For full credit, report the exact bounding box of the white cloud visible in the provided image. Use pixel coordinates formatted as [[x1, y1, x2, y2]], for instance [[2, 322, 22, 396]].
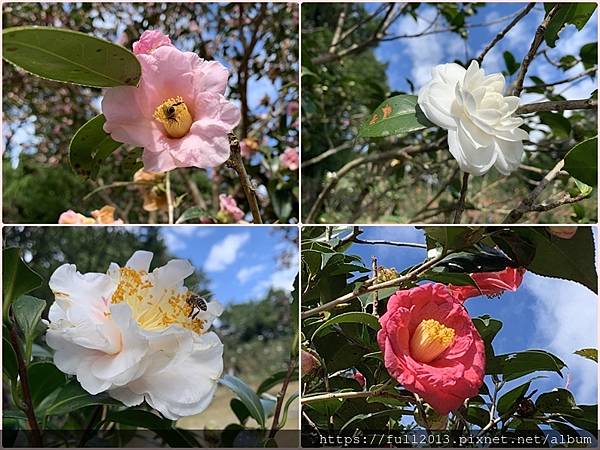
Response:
[[237, 264, 266, 284], [162, 228, 214, 253], [526, 274, 598, 404], [204, 233, 251, 272]]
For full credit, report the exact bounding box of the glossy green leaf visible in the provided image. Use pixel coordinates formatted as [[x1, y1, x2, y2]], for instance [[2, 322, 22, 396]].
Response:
[[175, 207, 205, 224], [3, 248, 43, 319], [230, 398, 251, 424], [28, 362, 66, 409], [536, 388, 579, 415], [3, 26, 141, 87], [472, 315, 503, 345], [580, 42, 598, 69], [544, 4, 597, 48], [279, 391, 299, 429], [488, 349, 566, 381], [538, 111, 571, 138], [12, 295, 46, 358], [574, 348, 598, 363], [464, 406, 490, 427], [503, 51, 520, 75], [564, 136, 597, 186], [220, 374, 266, 428], [421, 226, 484, 252], [69, 114, 121, 178], [419, 269, 476, 287], [45, 380, 121, 416], [497, 380, 531, 415], [311, 312, 380, 340], [358, 94, 434, 138], [257, 369, 294, 395]]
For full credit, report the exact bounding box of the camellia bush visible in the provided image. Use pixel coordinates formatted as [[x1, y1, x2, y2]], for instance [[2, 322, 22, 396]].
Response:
[[2, 231, 299, 447], [3, 3, 298, 224], [302, 3, 597, 224], [300, 226, 597, 447]]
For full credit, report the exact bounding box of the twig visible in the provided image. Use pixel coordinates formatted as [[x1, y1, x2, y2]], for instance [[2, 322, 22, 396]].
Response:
[[226, 133, 263, 223], [8, 310, 42, 447], [301, 252, 447, 319], [371, 257, 379, 319], [353, 238, 427, 249], [180, 169, 207, 210], [503, 158, 566, 223], [82, 181, 152, 201], [475, 3, 536, 64], [78, 405, 104, 447], [511, 4, 562, 97], [302, 389, 413, 404], [453, 172, 470, 224], [165, 171, 174, 225], [268, 360, 297, 438], [524, 66, 597, 89], [411, 167, 459, 221], [528, 192, 591, 212], [301, 142, 354, 168], [516, 98, 598, 114]]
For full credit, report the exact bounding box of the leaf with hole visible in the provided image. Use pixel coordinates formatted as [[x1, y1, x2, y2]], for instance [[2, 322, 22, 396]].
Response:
[[3, 26, 141, 87], [359, 95, 434, 138], [69, 114, 121, 178]]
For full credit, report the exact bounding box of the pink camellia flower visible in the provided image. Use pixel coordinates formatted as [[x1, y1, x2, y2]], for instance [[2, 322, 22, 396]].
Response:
[[102, 31, 240, 172], [547, 227, 577, 240], [450, 267, 525, 302], [58, 210, 95, 225], [280, 147, 299, 171], [352, 370, 366, 389], [286, 101, 299, 116], [132, 30, 173, 55], [377, 283, 485, 415], [301, 350, 320, 377], [218, 194, 245, 222], [240, 137, 259, 159]]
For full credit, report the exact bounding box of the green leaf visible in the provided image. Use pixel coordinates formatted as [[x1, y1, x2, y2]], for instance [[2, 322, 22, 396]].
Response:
[[230, 398, 251, 424], [69, 114, 121, 178], [106, 409, 199, 447], [257, 369, 298, 395], [421, 226, 484, 252], [564, 136, 597, 186], [175, 207, 205, 224], [521, 227, 597, 293], [464, 406, 490, 427], [536, 388, 579, 415], [488, 349, 566, 381], [279, 391, 299, 429], [45, 380, 121, 416], [472, 315, 503, 345], [311, 312, 380, 341], [503, 51, 520, 76], [220, 374, 266, 428], [358, 94, 434, 138], [3, 337, 18, 382], [27, 361, 66, 409], [2, 26, 141, 87], [3, 248, 43, 319], [580, 42, 597, 69], [559, 55, 578, 70], [419, 269, 476, 287], [574, 348, 598, 363], [270, 187, 293, 221], [538, 111, 571, 138], [12, 295, 46, 360], [544, 4, 597, 48], [497, 381, 531, 415]]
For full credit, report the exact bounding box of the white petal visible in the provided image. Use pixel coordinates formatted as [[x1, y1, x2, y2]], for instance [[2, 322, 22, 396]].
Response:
[[109, 386, 145, 407], [418, 83, 456, 129], [455, 123, 496, 176], [494, 139, 524, 175], [126, 251, 154, 272], [49, 264, 116, 312]]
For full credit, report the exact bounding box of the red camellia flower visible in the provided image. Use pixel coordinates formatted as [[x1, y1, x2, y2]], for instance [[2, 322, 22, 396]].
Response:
[[377, 283, 485, 415], [450, 267, 525, 302]]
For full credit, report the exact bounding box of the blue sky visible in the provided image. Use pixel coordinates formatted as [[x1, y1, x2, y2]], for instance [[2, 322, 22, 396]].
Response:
[[345, 226, 598, 405], [371, 3, 597, 104], [159, 226, 297, 305]]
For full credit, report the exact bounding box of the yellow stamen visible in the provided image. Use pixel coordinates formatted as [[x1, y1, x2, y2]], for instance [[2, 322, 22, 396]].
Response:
[[153, 96, 193, 138], [410, 319, 455, 363], [111, 267, 204, 334]]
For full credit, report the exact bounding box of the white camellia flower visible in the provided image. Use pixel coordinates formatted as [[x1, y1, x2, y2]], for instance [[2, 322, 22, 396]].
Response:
[[45, 250, 224, 420], [418, 60, 529, 176]]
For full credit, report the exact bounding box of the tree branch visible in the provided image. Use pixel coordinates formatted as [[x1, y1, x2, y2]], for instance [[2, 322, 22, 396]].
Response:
[[8, 310, 42, 447], [268, 359, 296, 439], [511, 4, 562, 97], [353, 238, 427, 249], [475, 3, 536, 64], [453, 172, 470, 224], [524, 66, 597, 89], [226, 133, 263, 223], [301, 252, 447, 319], [301, 142, 354, 168], [516, 98, 597, 114]]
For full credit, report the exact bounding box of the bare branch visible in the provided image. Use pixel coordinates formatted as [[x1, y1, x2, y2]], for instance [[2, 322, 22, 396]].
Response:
[[353, 238, 427, 249], [475, 3, 536, 64], [453, 172, 470, 224], [301, 142, 354, 168], [516, 98, 597, 114], [523, 66, 597, 89], [511, 4, 562, 97]]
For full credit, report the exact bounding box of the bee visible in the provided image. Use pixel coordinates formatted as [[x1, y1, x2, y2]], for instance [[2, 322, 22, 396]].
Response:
[[165, 102, 184, 122], [186, 293, 209, 320]]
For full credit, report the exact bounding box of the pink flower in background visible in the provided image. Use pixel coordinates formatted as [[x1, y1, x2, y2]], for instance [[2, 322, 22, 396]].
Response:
[[301, 350, 320, 376], [286, 101, 299, 116], [240, 137, 259, 159], [132, 30, 173, 55], [58, 210, 95, 225], [91, 206, 125, 225], [280, 147, 299, 171], [548, 227, 577, 239], [103, 31, 240, 172], [450, 267, 525, 302], [218, 194, 245, 222], [377, 283, 485, 415]]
